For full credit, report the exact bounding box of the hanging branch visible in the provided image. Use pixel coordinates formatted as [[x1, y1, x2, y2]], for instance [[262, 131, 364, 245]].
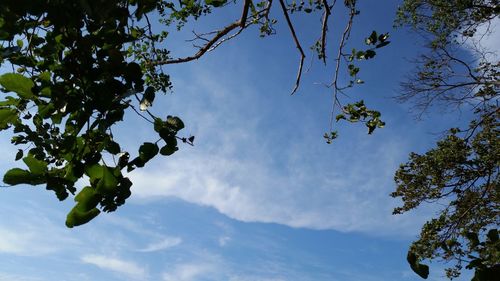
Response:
[[328, 3, 356, 132], [320, 0, 334, 64], [278, 0, 305, 95]]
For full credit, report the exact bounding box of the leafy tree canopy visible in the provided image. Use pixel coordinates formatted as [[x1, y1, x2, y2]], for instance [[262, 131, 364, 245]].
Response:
[[392, 0, 499, 280], [0, 1, 498, 280], [0, 0, 388, 228]]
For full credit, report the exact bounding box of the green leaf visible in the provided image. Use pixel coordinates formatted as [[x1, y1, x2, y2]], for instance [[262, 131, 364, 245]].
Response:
[[205, 0, 227, 7], [95, 166, 118, 195], [23, 154, 48, 174], [139, 142, 159, 162], [65, 207, 100, 228], [376, 41, 390, 48], [407, 251, 429, 279], [466, 232, 480, 247], [486, 229, 498, 243], [140, 86, 155, 111], [38, 72, 51, 82], [153, 117, 163, 132], [105, 141, 121, 154], [365, 50, 376, 59], [85, 164, 103, 184], [166, 116, 184, 131], [38, 103, 55, 118], [65, 186, 101, 228], [0, 73, 34, 99], [160, 144, 178, 156], [0, 108, 18, 130], [15, 149, 23, 161], [367, 124, 376, 134], [3, 168, 45, 185], [124, 62, 142, 84]]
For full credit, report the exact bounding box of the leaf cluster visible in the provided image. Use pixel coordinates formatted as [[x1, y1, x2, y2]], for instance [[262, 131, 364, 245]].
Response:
[[392, 109, 500, 279], [0, 0, 200, 227]]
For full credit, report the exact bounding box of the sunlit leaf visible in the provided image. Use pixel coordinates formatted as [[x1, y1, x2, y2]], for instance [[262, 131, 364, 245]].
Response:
[[0, 73, 34, 99]]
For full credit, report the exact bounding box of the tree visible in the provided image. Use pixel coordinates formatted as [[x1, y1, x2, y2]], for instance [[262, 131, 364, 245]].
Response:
[[0, 0, 388, 227], [391, 0, 499, 280], [1, 1, 496, 279]]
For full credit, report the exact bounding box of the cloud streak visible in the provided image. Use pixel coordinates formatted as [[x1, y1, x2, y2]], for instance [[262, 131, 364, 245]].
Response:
[[138, 237, 182, 252], [126, 66, 432, 237], [0, 201, 78, 256], [81, 254, 147, 280], [162, 262, 215, 281]]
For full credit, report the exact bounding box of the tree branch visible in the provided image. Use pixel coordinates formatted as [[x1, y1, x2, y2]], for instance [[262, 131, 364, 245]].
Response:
[[278, 0, 305, 95], [328, 4, 356, 131], [240, 0, 251, 28], [151, 0, 252, 66], [320, 0, 334, 64]]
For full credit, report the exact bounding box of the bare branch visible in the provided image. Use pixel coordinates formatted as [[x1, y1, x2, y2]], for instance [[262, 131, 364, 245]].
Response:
[[320, 0, 335, 64], [278, 0, 305, 95], [152, 21, 241, 65], [240, 0, 251, 28], [151, 0, 252, 66], [207, 28, 245, 52], [328, 4, 356, 131]]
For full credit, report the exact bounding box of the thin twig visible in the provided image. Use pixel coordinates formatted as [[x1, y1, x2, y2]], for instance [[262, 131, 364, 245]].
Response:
[[328, 3, 356, 132], [129, 104, 154, 124]]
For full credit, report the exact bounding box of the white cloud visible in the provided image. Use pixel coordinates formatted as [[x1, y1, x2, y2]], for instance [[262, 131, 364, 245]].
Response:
[[229, 276, 286, 281], [162, 263, 215, 281], [138, 237, 182, 252], [463, 17, 499, 60], [0, 202, 78, 256], [125, 65, 433, 237], [81, 254, 147, 280], [129, 135, 427, 236], [218, 236, 231, 247], [0, 272, 43, 281]]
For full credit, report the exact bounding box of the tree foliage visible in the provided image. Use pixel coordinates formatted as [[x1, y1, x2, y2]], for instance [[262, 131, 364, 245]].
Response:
[[393, 109, 499, 280], [0, 0, 389, 227], [2, 1, 497, 279], [392, 0, 499, 279]]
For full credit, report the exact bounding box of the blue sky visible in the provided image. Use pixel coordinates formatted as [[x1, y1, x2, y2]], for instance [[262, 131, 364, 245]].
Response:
[[1, 1, 498, 281]]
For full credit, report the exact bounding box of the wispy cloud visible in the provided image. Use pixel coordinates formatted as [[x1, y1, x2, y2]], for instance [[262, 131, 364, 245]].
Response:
[[123, 64, 435, 237], [138, 237, 182, 252], [0, 272, 43, 281], [81, 254, 147, 280], [465, 17, 499, 58], [218, 236, 231, 247], [162, 262, 215, 281], [229, 276, 286, 281], [129, 124, 429, 236], [0, 202, 78, 256]]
